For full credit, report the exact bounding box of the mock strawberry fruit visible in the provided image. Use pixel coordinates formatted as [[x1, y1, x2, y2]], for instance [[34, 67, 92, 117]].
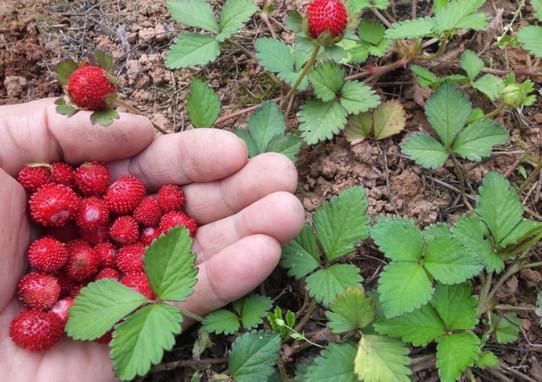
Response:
[[110, 216, 139, 245], [67, 65, 116, 111], [51, 297, 74, 324], [307, 0, 348, 39], [65, 240, 100, 281], [9, 311, 64, 352], [105, 175, 146, 214], [133, 196, 162, 227], [17, 273, 61, 311], [95, 241, 117, 268], [140, 226, 160, 246], [116, 243, 145, 273], [74, 161, 110, 196], [157, 185, 185, 212], [95, 267, 120, 280], [29, 183, 80, 227], [79, 225, 109, 245], [120, 272, 154, 299], [17, 165, 51, 193], [76, 197, 110, 230], [51, 162, 74, 186], [159, 211, 198, 237], [27, 237, 69, 272]]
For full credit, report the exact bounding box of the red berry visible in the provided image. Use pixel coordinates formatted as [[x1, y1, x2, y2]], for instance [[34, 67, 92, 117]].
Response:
[[110, 216, 139, 245], [65, 240, 100, 281], [120, 272, 154, 299], [95, 241, 117, 268], [74, 161, 110, 196], [95, 267, 120, 280], [27, 237, 69, 272], [51, 297, 74, 324], [67, 65, 116, 111], [157, 185, 185, 213], [9, 311, 64, 352], [79, 225, 110, 245], [51, 162, 74, 186], [69, 284, 84, 298], [159, 211, 198, 237], [133, 196, 162, 227], [45, 222, 79, 243], [105, 175, 146, 214], [141, 226, 160, 246], [96, 330, 112, 345], [17, 273, 61, 311], [17, 165, 51, 192], [56, 272, 75, 297], [116, 243, 145, 273], [76, 197, 110, 230], [29, 184, 80, 227], [307, 0, 348, 39]]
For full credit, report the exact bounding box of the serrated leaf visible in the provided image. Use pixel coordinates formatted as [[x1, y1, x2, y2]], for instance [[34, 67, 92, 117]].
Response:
[[93, 50, 113, 72], [285, 10, 303, 32], [55, 98, 78, 116], [217, 0, 258, 41], [385, 17, 434, 39], [354, 335, 411, 382], [187, 78, 221, 128], [518, 25, 542, 58], [371, 216, 424, 262], [255, 38, 294, 75], [309, 62, 345, 102], [344, 111, 372, 144], [90, 109, 119, 127], [433, 0, 487, 33], [165, 33, 221, 68], [56, 60, 78, 85], [452, 118, 508, 161], [144, 227, 198, 301], [168, 0, 219, 33], [533, 0, 542, 21], [266, 134, 302, 162], [359, 20, 385, 45], [202, 309, 240, 334], [66, 280, 148, 340], [326, 288, 375, 333], [423, 223, 452, 241], [477, 351, 500, 369], [373, 101, 406, 140], [378, 262, 433, 318], [302, 342, 357, 382], [401, 132, 449, 169], [436, 332, 481, 382], [411, 65, 440, 87], [493, 313, 521, 344], [306, 264, 363, 306], [460, 50, 484, 80], [233, 294, 273, 329], [473, 74, 504, 101], [246, 101, 286, 153], [500, 219, 542, 248], [299, 100, 348, 145], [432, 283, 478, 330], [314, 186, 369, 261], [228, 331, 281, 382], [425, 82, 472, 147], [281, 225, 321, 279], [340, 81, 381, 115]]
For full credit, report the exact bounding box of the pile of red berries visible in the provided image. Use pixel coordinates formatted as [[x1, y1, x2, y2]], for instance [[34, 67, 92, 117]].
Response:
[[9, 161, 197, 352]]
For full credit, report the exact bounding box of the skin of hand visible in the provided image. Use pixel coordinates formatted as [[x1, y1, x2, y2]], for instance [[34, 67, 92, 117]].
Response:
[[0, 98, 305, 382]]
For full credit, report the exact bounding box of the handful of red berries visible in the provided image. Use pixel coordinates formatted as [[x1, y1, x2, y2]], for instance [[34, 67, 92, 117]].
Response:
[[10, 161, 197, 352]]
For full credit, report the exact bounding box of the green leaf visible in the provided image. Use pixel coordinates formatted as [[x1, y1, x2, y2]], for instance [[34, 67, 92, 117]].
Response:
[[424, 236, 482, 284], [233, 294, 273, 329], [385, 17, 434, 39], [303, 342, 358, 382], [359, 20, 385, 45], [374, 304, 446, 346], [500, 219, 542, 248], [55, 98, 78, 116], [299, 100, 348, 145], [326, 288, 375, 333], [93, 50, 113, 72], [473, 74, 504, 101], [373, 101, 406, 140], [460, 50, 484, 80], [354, 335, 411, 382], [228, 331, 281, 382], [423, 223, 452, 241], [217, 0, 258, 41], [432, 283, 478, 331], [411, 65, 440, 87], [187, 79, 221, 128], [477, 351, 500, 369], [436, 332, 481, 382], [371, 216, 424, 262], [314, 186, 369, 261], [255, 38, 294, 75], [425, 82, 472, 147], [339, 81, 381, 115], [533, 0, 542, 21], [344, 112, 373, 144], [518, 25, 542, 58], [165, 33, 221, 68], [144, 227, 198, 301], [66, 280, 148, 340], [202, 309, 241, 334], [246, 102, 286, 153], [266, 134, 302, 162], [285, 11, 303, 32], [452, 118, 508, 161], [281, 225, 320, 279], [433, 0, 487, 33], [493, 313, 521, 344], [56, 59, 78, 85], [306, 264, 362, 306], [167, 0, 219, 33], [401, 132, 449, 169], [309, 62, 345, 102], [90, 109, 120, 127], [378, 262, 433, 318]]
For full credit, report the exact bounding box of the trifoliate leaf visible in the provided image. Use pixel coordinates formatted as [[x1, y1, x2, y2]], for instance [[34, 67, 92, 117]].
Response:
[[314, 186, 369, 261], [281, 225, 321, 279], [187, 78, 221, 128], [217, 0, 258, 41], [66, 280, 148, 340], [493, 313, 521, 344], [167, 0, 219, 33], [371, 216, 424, 262], [202, 309, 241, 334], [166, 33, 221, 68], [228, 331, 281, 382], [302, 342, 357, 382], [233, 294, 273, 330], [460, 50, 484, 80], [401, 132, 449, 169], [378, 262, 433, 318], [518, 26, 542, 58], [436, 332, 481, 382], [425, 82, 472, 147], [373, 101, 406, 140], [266, 134, 302, 162], [354, 335, 411, 382], [306, 264, 363, 306], [432, 283, 478, 330], [309, 62, 345, 102], [477, 351, 500, 369], [299, 100, 348, 145], [344, 112, 373, 144], [326, 288, 375, 333], [339, 81, 381, 115], [56, 59, 78, 85], [452, 118, 508, 161], [90, 109, 120, 127], [111, 304, 182, 381], [411, 65, 440, 87], [385, 17, 434, 39], [473, 74, 504, 101], [433, 0, 487, 33]]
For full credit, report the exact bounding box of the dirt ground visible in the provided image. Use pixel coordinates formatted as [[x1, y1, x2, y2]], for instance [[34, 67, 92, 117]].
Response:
[[1, 0, 542, 381]]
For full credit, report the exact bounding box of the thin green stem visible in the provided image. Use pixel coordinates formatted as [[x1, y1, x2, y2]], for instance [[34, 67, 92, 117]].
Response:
[[177, 308, 205, 322], [523, 260, 542, 269], [518, 158, 542, 193], [495, 304, 535, 312], [281, 44, 321, 108], [485, 104, 506, 119], [449, 152, 473, 210]]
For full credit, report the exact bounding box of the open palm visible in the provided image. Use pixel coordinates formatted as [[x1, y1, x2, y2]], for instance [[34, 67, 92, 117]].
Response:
[[0, 99, 304, 382]]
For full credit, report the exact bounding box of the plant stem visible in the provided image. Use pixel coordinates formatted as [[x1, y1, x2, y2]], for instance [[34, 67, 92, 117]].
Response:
[[482, 263, 522, 313], [523, 261, 542, 269], [494, 304, 535, 312], [177, 307, 205, 322], [116, 99, 168, 134], [449, 152, 473, 210], [518, 159, 542, 194], [485, 104, 506, 119], [466, 369, 477, 382], [281, 44, 321, 108], [215, 97, 281, 126], [260, 0, 278, 39]]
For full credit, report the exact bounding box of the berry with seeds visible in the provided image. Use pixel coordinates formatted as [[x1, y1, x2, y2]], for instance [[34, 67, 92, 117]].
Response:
[[29, 183, 80, 227], [110, 216, 139, 245], [51, 162, 74, 186], [141, 226, 160, 246], [307, 0, 348, 39], [17, 165, 51, 193], [65, 240, 100, 281], [79, 225, 110, 245], [157, 185, 185, 213], [159, 211, 198, 237], [74, 161, 110, 196], [116, 243, 145, 273], [120, 272, 154, 299], [17, 273, 61, 311], [133, 196, 162, 227], [9, 311, 64, 352], [75, 197, 110, 230], [67, 65, 116, 111], [94, 241, 117, 268], [105, 175, 146, 214], [95, 267, 120, 280], [27, 237, 69, 273]]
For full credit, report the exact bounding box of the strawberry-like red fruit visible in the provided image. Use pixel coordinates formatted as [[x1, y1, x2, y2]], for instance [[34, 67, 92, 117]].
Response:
[[116, 243, 145, 273], [79, 225, 109, 245], [17, 165, 51, 193], [51, 297, 74, 324], [120, 272, 154, 299], [28, 237, 69, 272], [307, 0, 348, 39], [157, 184, 185, 213], [74, 161, 110, 196], [133, 196, 162, 227], [159, 211, 198, 237], [29, 183, 80, 227], [105, 175, 146, 214], [9, 311, 64, 352], [51, 162, 74, 186], [76, 197, 110, 230], [65, 240, 100, 281], [67, 65, 116, 111], [94, 241, 117, 268], [17, 273, 61, 311], [110, 216, 139, 245], [95, 267, 120, 280], [140, 226, 160, 246]]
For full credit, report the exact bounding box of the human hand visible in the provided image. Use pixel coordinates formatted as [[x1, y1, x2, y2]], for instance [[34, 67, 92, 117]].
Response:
[[0, 98, 304, 382]]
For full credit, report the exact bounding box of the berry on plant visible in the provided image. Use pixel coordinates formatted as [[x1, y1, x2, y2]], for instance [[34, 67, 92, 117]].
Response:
[[133, 196, 162, 227], [67, 65, 116, 111], [159, 211, 198, 237], [110, 216, 139, 245], [65, 240, 100, 281], [116, 243, 145, 273], [120, 272, 154, 299], [76, 197, 110, 230], [307, 0, 348, 39], [17, 165, 51, 193], [157, 185, 185, 213], [29, 183, 80, 227], [9, 311, 64, 352], [17, 273, 61, 311], [105, 175, 146, 214], [74, 161, 110, 196], [27, 237, 69, 273]]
